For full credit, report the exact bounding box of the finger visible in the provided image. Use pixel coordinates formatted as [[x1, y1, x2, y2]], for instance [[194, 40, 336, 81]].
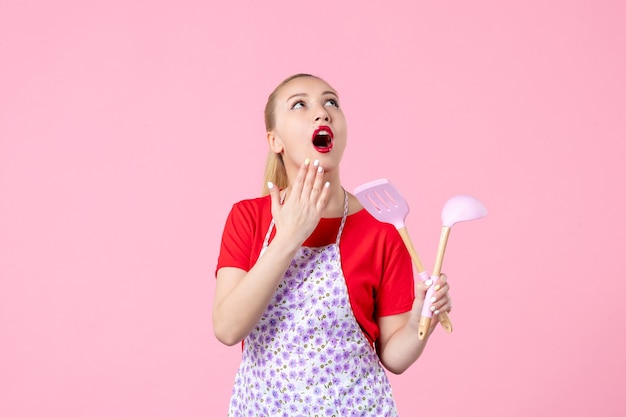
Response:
[[428, 284, 450, 312], [290, 159, 310, 198], [414, 275, 429, 297], [436, 297, 452, 314], [315, 181, 331, 211], [309, 163, 326, 203], [300, 159, 318, 200], [430, 299, 448, 315], [267, 181, 281, 217], [431, 273, 449, 295], [434, 273, 450, 307], [433, 281, 449, 296], [431, 292, 452, 314], [437, 273, 448, 286]]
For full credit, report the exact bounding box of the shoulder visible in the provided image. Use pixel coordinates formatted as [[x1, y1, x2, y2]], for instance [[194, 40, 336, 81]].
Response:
[[221, 195, 272, 237], [340, 209, 408, 264], [231, 194, 271, 210], [228, 195, 271, 219], [217, 195, 272, 273], [345, 209, 403, 242]]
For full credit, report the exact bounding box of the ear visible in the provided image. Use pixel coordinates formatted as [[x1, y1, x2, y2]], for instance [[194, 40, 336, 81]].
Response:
[[267, 131, 284, 154]]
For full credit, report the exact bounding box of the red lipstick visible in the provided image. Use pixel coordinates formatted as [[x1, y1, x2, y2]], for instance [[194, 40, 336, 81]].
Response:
[[312, 126, 334, 153]]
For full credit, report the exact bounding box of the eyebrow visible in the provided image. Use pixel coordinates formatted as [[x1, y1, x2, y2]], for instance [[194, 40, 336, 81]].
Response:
[[286, 91, 338, 102]]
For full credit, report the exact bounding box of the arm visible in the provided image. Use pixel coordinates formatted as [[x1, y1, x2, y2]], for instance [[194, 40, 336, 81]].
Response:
[[213, 160, 330, 345], [376, 275, 451, 374], [213, 240, 303, 346]]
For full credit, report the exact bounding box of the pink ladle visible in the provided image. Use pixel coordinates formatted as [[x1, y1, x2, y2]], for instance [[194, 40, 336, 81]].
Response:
[[418, 194, 488, 339]]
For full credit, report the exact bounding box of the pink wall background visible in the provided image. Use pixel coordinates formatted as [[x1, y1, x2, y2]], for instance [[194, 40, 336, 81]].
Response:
[[2, 1, 625, 416]]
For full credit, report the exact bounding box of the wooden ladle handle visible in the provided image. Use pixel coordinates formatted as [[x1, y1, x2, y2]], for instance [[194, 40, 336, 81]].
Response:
[[398, 227, 453, 336]]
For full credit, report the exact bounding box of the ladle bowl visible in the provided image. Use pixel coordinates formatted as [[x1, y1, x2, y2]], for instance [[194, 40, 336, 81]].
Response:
[[442, 194, 488, 227]]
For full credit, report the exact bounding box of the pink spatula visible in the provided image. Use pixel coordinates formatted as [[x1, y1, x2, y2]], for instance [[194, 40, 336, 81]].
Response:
[[354, 179, 453, 334]]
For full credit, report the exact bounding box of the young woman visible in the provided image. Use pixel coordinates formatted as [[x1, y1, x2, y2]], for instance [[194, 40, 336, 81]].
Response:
[[213, 74, 451, 416]]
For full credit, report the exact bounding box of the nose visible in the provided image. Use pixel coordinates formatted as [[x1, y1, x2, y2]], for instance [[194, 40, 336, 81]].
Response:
[[314, 104, 330, 122]]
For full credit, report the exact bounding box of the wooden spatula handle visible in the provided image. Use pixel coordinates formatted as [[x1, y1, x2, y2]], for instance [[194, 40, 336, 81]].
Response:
[[397, 227, 426, 272], [418, 316, 432, 339], [398, 227, 453, 335]]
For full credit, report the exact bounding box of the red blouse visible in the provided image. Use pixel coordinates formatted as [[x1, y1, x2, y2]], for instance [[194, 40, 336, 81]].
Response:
[[215, 195, 415, 345]]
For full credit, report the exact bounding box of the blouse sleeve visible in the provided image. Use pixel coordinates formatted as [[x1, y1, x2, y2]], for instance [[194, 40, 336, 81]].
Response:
[[215, 202, 255, 276], [374, 229, 415, 317]]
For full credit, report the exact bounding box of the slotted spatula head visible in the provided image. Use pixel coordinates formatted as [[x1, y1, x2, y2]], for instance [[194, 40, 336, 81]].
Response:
[[354, 178, 409, 230]]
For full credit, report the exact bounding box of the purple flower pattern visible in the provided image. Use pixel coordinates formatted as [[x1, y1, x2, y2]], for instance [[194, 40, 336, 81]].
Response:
[[228, 243, 397, 416]]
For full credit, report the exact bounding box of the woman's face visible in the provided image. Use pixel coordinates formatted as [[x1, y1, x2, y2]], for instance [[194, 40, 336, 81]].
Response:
[[268, 76, 347, 175]]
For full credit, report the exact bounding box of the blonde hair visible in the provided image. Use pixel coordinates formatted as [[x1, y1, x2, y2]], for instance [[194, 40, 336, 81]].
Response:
[[261, 73, 323, 195]]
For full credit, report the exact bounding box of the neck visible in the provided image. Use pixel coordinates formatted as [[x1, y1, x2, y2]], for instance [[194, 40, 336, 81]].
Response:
[[320, 183, 346, 218], [282, 179, 345, 219]]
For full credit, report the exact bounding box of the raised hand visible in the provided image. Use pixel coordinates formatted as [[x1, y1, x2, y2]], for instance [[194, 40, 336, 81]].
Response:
[[267, 159, 331, 248]]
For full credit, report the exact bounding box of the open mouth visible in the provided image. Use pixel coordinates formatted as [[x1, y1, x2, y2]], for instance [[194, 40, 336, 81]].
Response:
[[312, 126, 334, 153]]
